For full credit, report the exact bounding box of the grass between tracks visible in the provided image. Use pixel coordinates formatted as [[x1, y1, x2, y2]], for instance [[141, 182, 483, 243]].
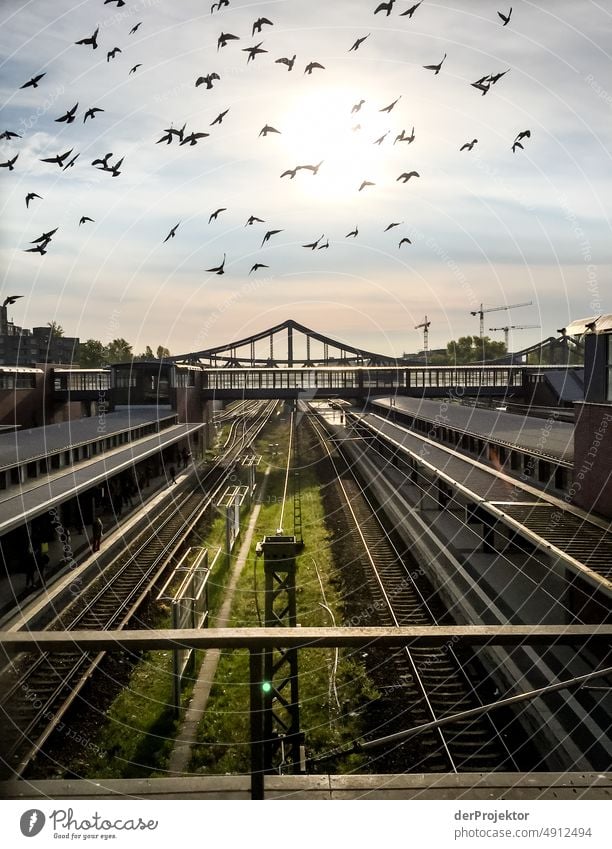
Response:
[[188, 414, 375, 775], [74, 408, 374, 778]]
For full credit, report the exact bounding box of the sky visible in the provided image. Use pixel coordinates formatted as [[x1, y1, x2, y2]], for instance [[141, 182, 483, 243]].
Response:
[[0, 0, 610, 360]]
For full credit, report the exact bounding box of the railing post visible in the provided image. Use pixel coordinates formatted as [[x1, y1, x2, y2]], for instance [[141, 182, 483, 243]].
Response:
[[249, 649, 265, 800]]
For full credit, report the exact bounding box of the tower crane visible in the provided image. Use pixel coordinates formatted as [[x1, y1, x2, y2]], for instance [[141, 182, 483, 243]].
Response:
[[488, 324, 541, 349], [471, 301, 532, 338], [415, 315, 431, 356]]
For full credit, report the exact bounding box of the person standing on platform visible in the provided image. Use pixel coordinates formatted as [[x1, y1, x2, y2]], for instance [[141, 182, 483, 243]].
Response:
[[92, 517, 103, 552], [169, 465, 177, 485]]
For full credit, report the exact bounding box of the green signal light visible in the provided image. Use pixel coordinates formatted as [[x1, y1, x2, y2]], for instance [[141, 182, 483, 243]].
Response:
[[262, 681, 272, 694]]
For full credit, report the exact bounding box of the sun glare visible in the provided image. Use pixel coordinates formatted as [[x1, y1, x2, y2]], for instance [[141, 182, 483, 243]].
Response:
[[279, 87, 399, 199]]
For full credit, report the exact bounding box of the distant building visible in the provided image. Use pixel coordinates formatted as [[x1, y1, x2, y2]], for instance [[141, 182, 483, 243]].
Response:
[[0, 306, 79, 365]]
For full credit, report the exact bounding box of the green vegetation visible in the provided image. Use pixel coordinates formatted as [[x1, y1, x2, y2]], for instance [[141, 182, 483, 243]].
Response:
[[77, 337, 172, 366], [73, 411, 375, 778], [189, 415, 375, 775], [427, 335, 507, 364]]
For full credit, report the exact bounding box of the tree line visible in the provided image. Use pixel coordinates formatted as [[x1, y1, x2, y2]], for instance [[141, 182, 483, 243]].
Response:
[[46, 322, 171, 367]]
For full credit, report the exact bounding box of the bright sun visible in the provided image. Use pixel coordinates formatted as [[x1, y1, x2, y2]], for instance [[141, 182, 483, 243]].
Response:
[[279, 86, 402, 199]]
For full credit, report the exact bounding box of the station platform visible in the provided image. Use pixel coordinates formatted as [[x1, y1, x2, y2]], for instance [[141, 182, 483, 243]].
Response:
[[371, 397, 574, 462], [348, 409, 612, 594], [1, 772, 609, 800], [0, 420, 204, 537]]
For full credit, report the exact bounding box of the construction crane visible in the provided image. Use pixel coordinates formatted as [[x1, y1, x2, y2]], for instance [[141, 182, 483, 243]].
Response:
[[470, 301, 532, 338], [489, 324, 541, 349], [415, 315, 431, 356]]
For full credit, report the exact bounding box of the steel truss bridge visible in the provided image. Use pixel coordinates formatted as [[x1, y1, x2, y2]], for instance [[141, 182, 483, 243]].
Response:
[[167, 319, 582, 401]]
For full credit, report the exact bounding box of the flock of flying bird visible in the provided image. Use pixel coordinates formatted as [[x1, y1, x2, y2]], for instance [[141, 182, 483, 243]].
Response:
[[2, 0, 532, 279]]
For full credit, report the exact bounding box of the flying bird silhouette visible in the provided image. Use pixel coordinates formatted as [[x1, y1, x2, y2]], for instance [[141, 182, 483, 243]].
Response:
[[384, 222, 402, 231], [83, 107, 104, 122], [129, 64, 142, 74], [109, 156, 124, 176], [79, 216, 94, 225], [349, 35, 370, 51], [299, 160, 323, 175], [261, 229, 282, 247], [351, 99, 365, 114], [105, 0, 126, 6], [0, 154, 19, 171], [345, 225, 359, 238], [304, 61, 325, 74], [423, 53, 446, 74], [63, 152, 80, 170], [489, 69, 510, 84], [259, 124, 281, 137], [275, 55, 296, 71], [25, 192, 42, 208], [158, 123, 186, 144], [245, 215, 265, 226], [196, 73, 220, 89], [75, 27, 99, 49], [218, 32, 239, 49], [498, 7, 512, 26], [460, 139, 478, 151], [107, 47, 121, 61], [358, 180, 375, 191], [280, 167, 298, 179], [394, 127, 415, 144], [180, 131, 210, 146], [40, 149, 73, 167], [92, 152, 113, 169], [209, 207, 227, 223], [31, 228, 58, 243], [129, 22, 142, 34], [55, 103, 78, 123], [397, 171, 420, 182], [400, 1, 422, 17], [20, 72, 46, 89], [211, 109, 229, 125], [380, 96, 401, 113], [243, 43, 267, 63], [471, 75, 491, 95], [0, 130, 22, 140], [512, 129, 531, 152], [373, 131, 389, 146], [249, 262, 269, 273], [374, 0, 396, 16], [303, 234, 324, 250], [318, 238, 329, 249], [211, 0, 230, 12], [398, 237, 412, 248], [164, 222, 180, 242], [24, 243, 48, 255], [206, 254, 226, 274], [2, 295, 24, 308], [252, 17, 273, 35]]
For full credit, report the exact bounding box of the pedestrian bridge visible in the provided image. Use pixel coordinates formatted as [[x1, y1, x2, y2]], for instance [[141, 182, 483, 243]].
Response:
[[199, 364, 540, 400]]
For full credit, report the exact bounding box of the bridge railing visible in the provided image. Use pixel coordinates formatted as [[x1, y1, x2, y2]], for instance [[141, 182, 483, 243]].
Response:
[[200, 365, 535, 393]]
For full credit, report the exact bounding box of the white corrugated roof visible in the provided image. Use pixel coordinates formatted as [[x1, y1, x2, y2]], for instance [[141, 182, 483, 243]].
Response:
[[564, 314, 612, 336]]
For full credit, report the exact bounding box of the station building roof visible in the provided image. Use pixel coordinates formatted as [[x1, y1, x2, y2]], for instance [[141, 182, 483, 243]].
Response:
[[371, 397, 574, 462], [0, 420, 203, 536], [0, 407, 176, 471]]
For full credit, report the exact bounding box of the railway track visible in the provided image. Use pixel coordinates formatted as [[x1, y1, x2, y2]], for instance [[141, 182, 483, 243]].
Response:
[[308, 409, 519, 773], [0, 401, 276, 779], [322, 406, 612, 771]]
